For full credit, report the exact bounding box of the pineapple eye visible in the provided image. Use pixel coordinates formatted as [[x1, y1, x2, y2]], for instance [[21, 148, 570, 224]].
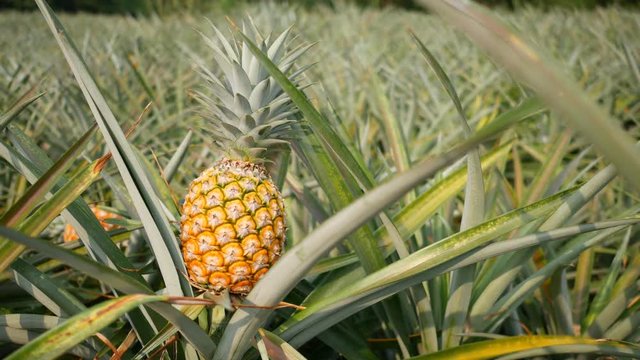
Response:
[[202, 251, 225, 269], [222, 243, 244, 264], [274, 217, 285, 237], [214, 224, 236, 246], [182, 239, 201, 260], [268, 199, 281, 217], [256, 184, 271, 202], [239, 177, 256, 191], [206, 207, 227, 228], [252, 249, 269, 265], [223, 182, 243, 200], [191, 214, 208, 234], [187, 261, 208, 280], [254, 208, 272, 228], [225, 200, 246, 221], [228, 261, 251, 276], [242, 192, 262, 212], [234, 215, 257, 238], [201, 178, 215, 192], [205, 188, 224, 207], [230, 282, 252, 295], [196, 231, 217, 251], [186, 182, 202, 202], [191, 196, 206, 214], [259, 226, 275, 247], [241, 234, 261, 256], [217, 173, 234, 186], [208, 272, 231, 292]]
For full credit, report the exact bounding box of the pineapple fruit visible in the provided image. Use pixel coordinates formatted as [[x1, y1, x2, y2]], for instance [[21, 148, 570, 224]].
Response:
[[63, 205, 121, 242], [180, 22, 307, 295]]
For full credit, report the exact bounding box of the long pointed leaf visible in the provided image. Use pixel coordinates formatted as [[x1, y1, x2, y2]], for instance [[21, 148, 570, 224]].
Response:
[[407, 335, 640, 360], [0, 86, 45, 132], [6, 294, 168, 360], [0, 226, 216, 358], [35, 0, 190, 296], [279, 217, 639, 347]]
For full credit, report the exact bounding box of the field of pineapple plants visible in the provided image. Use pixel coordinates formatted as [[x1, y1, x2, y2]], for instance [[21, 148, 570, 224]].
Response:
[[1, 0, 639, 359]]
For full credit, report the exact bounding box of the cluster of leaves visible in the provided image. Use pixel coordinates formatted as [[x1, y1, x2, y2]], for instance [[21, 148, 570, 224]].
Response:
[[0, 0, 639, 359]]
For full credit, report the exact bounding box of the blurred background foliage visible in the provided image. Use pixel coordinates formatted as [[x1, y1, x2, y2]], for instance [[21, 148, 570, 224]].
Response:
[[1, 0, 638, 15]]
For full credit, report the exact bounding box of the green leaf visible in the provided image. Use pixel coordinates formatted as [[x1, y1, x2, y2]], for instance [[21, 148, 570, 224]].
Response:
[[0, 328, 95, 358], [35, 0, 190, 297], [470, 162, 619, 328], [483, 223, 634, 333], [586, 278, 640, 338], [280, 217, 639, 349], [0, 133, 144, 283], [0, 133, 159, 343], [0, 85, 45, 132], [6, 294, 168, 360], [132, 303, 206, 360], [0, 314, 64, 331], [164, 129, 193, 182], [11, 258, 85, 317], [406, 335, 640, 360], [278, 189, 577, 347], [412, 32, 486, 348], [583, 227, 632, 331], [0, 124, 96, 227], [0, 226, 216, 358], [0, 156, 105, 273], [257, 328, 307, 360]]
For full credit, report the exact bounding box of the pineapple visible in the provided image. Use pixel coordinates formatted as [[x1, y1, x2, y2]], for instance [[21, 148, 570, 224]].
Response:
[[180, 22, 307, 295], [63, 205, 121, 242]]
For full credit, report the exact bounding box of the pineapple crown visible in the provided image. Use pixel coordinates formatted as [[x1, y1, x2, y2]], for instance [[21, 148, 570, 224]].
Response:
[[193, 19, 311, 164]]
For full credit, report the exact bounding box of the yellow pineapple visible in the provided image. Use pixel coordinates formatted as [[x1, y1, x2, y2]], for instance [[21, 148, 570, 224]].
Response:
[[180, 22, 307, 295], [63, 205, 121, 242]]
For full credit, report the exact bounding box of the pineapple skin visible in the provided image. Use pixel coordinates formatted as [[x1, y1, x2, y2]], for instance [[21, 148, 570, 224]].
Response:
[[180, 158, 285, 295]]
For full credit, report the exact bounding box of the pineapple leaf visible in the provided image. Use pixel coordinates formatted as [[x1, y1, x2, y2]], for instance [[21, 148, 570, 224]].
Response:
[[483, 218, 637, 333], [0, 226, 217, 358], [586, 271, 640, 338], [582, 227, 630, 330], [0, 328, 94, 358], [163, 129, 193, 182], [0, 314, 64, 330], [278, 216, 639, 348], [470, 161, 619, 327], [405, 335, 640, 359], [0, 85, 45, 132], [257, 328, 307, 360], [35, 0, 191, 297], [0, 154, 105, 273], [11, 258, 85, 317], [0, 124, 96, 229], [5, 294, 168, 360]]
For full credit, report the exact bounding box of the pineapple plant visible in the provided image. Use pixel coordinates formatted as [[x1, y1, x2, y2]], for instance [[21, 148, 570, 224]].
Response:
[[180, 22, 306, 295]]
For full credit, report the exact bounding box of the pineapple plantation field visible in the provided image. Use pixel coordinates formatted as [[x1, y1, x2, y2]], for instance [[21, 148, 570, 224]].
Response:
[[1, 1, 640, 359]]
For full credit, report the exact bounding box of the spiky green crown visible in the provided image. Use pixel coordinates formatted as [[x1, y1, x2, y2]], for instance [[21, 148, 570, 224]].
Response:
[[194, 20, 310, 164]]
